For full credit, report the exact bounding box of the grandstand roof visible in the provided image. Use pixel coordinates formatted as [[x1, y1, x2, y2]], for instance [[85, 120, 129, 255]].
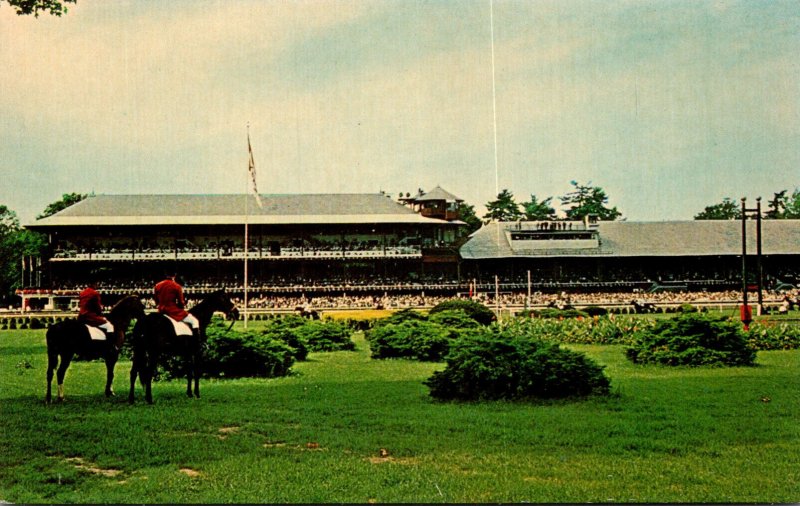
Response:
[[460, 220, 800, 259], [27, 194, 458, 227]]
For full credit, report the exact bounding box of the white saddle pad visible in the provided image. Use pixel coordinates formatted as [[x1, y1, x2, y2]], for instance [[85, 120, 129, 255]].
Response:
[[164, 315, 193, 336], [86, 325, 107, 341]]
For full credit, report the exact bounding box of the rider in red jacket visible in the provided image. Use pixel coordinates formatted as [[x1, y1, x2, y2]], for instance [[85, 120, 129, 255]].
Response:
[[154, 271, 199, 335], [78, 281, 114, 331]]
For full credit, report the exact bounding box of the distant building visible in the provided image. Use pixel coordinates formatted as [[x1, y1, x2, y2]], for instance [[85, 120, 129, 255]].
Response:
[[459, 218, 800, 291], [23, 192, 464, 309]]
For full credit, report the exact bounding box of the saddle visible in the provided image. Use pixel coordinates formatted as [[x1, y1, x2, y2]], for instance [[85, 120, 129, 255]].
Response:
[[162, 314, 194, 336], [86, 325, 108, 341]]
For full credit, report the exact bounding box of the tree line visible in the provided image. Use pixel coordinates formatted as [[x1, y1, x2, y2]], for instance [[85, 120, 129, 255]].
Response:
[[456, 180, 623, 233], [0, 193, 87, 303], [694, 189, 800, 220]]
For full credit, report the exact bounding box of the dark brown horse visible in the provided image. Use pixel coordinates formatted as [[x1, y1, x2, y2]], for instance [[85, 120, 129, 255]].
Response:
[[128, 289, 238, 404], [46, 295, 146, 403]]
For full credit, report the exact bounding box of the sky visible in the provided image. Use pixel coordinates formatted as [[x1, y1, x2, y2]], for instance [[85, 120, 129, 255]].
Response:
[[1, 0, 798, 225]]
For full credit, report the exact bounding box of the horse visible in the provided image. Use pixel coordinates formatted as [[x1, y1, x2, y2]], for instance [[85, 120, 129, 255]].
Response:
[[631, 299, 656, 314], [46, 294, 146, 403], [128, 289, 238, 404]]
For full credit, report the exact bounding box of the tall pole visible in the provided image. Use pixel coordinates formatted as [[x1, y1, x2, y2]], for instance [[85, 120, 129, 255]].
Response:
[[527, 269, 531, 309], [495, 274, 499, 318], [244, 127, 250, 330], [756, 197, 763, 314], [741, 198, 749, 329]]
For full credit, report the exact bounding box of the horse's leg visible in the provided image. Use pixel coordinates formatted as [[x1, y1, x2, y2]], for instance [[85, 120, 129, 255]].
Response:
[[142, 351, 157, 405], [46, 346, 58, 404], [105, 348, 119, 397], [193, 346, 201, 399], [143, 366, 154, 404], [56, 351, 74, 402], [186, 350, 194, 398], [128, 356, 138, 404]]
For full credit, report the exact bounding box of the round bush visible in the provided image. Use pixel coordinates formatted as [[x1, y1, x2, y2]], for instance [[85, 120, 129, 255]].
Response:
[[366, 320, 461, 361], [203, 331, 295, 378], [625, 313, 756, 366], [428, 309, 482, 329], [425, 330, 611, 401], [294, 320, 355, 352], [428, 299, 496, 325]]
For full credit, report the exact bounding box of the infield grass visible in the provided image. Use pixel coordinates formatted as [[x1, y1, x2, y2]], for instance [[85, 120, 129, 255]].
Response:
[[1, 328, 798, 503]]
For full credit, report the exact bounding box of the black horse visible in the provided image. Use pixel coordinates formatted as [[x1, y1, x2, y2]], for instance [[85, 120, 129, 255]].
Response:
[[128, 289, 238, 404], [631, 300, 657, 314], [46, 295, 146, 403]]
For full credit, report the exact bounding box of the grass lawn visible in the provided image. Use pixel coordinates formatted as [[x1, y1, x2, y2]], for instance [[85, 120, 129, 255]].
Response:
[[1, 328, 798, 503]]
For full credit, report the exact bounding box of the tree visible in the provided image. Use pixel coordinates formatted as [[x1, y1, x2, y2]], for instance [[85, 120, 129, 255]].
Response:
[[764, 191, 787, 219], [0, 205, 47, 299], [483, 189, 523, 222], [0, 206, 23, 299], [521, 194, 556, 221], [1, 0, 75, 16], [783, 188, 800, 219], [560, 181, 622, 221], [694, 198, 742, 220], [37, 192, 88, 219], [455, 202, 482, 234]]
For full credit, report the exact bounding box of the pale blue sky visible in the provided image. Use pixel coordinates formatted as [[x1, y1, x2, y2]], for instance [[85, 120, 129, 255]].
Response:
[[1, 0, 798, 224]]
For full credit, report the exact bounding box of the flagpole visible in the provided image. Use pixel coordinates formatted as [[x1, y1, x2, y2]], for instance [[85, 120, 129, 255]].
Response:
[[244, 126, 264, 330], [244, 186, 249, 329], [244, 127, 250, 329]]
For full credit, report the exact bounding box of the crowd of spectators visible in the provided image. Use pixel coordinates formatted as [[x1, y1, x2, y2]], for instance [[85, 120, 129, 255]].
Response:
[[136, 289, 792, 312]]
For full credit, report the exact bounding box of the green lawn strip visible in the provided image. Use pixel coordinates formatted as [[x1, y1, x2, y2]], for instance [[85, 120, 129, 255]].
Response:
[[1, 330, 798, 503]]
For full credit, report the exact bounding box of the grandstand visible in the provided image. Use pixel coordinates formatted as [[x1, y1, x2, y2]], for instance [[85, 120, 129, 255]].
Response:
[[17, 190, 800, 311], [22, 191, 465, 309], [459, 217, 800, 292]]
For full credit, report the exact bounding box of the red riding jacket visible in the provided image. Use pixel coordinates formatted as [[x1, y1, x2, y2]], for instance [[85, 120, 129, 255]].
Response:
[[154, 278, 189, 320], [77, 287, 108, 326]]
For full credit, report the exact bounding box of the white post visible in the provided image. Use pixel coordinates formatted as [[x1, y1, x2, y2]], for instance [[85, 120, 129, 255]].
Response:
[[495, 275, 499, 319], [527, 269, 531, 309]]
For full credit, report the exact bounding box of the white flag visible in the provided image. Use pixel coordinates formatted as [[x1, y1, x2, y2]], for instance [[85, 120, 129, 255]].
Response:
[[248, 133, 263, 208]]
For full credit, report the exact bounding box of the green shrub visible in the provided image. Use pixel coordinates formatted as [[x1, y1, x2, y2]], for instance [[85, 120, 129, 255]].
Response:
[[366, 320, 461, 361], [678, 303, 699, 313], [262, 326, 308, 361], [375, 308, 427, 327], [625, 313, 756, 366], [746, 321, 800, 350], [428, 309, 482, 329], [8, 319, 16, 329], [424, 330, 610, 401], [294, 320, 355, 352], [29, 318, 45, 329], [428, 299, 496, 325], [203, 330, 295, 378], [155, 318, 295, 379], [259, 316, 309, 360], [500, 315, 644, 346]]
